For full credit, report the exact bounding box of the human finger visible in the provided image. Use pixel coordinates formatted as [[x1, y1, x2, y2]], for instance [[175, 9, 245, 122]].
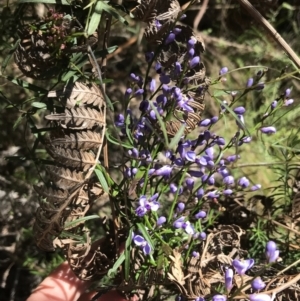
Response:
[[26, 261, 90, 301]]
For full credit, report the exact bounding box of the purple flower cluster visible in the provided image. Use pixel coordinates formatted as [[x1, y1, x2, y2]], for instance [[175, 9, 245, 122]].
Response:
[[136, 194, 159, 217], [219, 241, 279, 301]]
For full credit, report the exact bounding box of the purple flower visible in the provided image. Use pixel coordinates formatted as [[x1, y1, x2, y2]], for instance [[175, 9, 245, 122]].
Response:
[[130, 73, 140, 82], [176, 202, 185, 213], [133, 234, 151, 255], [154, 165, 173, 177], [211, 116, 219, 124], [249, 294, 271, 301], [155, 20, 162, 29], [241, 136, 252, 144], [260, 126, 276, 134], [204, 130, 211, 141], [174, 62, 182, 75], [149, 78, 156, 92], [219, 67, 228, 76], [251, 184, 261, 191], [173, 27, 182, 34], [192, 251, 200, 257], [199, 118, 211, 127], [232, 258, 254, 275], [226, 154, 240, 162], [149, 110, 157, 120], [223, 189, 233, 195], [233, 106, 246, 115], [207, 191, 219, 198], [157, 216, 167, 226], [285, 88, 291, 97], [155, 62, 162, 73], [251, 277, 266, 291], [182, 221, 195, 235], [188, 48, 195, 59], [271, 100, 277, 109], [125, 88, 132, 98], [178, 100, 194, 112], [185, 151, 196, 162], [225, 268, 233, 292], [174, 158, 184, 166], [135, 88, 144, 96], [219, 168, 229, 177], [265, 241, 279, 263], [196, 188, 204, 198], [189, 56, 200, 69], [139, 99, 149, 112], [135, 195, 159, 217], [173, 216, 185, 228], [159, 74, 171, 84], [223, 175, 234, 185], [199, 232, 206, 240], [145, 52, 154, 62], [128, 148, 139, 158], [212, 295, 226, 301], [256, 82, 265, 90], [247, 78, 254, 87], [284, 98, 294, 106], [170, 183, 179, 194], [187, 37, 196, 48], [238, 176, 250, 188], [186, 178, 194, 191], [205, 147, 214, 159], [124, 166, 132, 178], [215, 137, 225, 145], [195, 211, 206, 219], [165, 32, 176, 45], [236, 114, 245, 130], [197, 156, 208, 166], [115, 114, 125, 127], [202, 174, 214, 185]]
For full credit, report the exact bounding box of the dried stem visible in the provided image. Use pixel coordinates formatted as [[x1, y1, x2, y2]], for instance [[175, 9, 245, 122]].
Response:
[[237, 0, 300, 69]]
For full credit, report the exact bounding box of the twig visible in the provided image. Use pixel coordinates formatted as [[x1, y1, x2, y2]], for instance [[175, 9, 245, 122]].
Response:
[[193, 0, 209, 29], [237, 0, 300, 69]]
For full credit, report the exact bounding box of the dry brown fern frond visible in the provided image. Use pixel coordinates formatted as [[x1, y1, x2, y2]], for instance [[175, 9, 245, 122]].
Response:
[[34, 81, 106, 255], [47, 130, 103, 151]]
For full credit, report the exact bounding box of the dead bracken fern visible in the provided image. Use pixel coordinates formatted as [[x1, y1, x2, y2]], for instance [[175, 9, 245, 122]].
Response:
[[32, 81, 108, 280]]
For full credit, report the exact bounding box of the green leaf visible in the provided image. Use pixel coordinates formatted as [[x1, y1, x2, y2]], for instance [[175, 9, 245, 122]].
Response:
[[124, 228, 133, 280], [125, 114, 134, 145], [149, 102, 169, 146], [107, 253, 125, 277], [87, 1, 103, 35], [94, 167, 109, 193], [1, 76, 48, 93], [105, 131, 133, 148], [99, 1, 129, 26], [137, 223, 154, 251], [31, 102, 47, 109], [13, 115, 25, 130], [1, 39, 20, 73], [64, 215, 100, 228]]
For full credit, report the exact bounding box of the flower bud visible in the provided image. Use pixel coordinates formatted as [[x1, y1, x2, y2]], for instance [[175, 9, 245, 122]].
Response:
[[219, 67, 228, 76], [251, 277, 266, 291]]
